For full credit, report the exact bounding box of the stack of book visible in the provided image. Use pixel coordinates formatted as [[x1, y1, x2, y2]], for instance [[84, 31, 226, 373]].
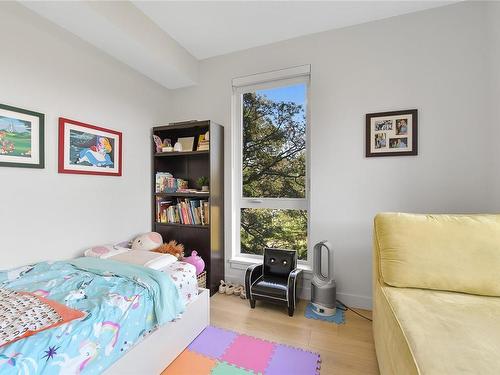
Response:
[[156, 197, 210, 226], [155, 172, 188, 193], [197, 133, 209, 151]]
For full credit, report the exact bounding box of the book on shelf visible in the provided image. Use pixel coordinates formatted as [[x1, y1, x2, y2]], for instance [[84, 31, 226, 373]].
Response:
[[197, 133, 209, 151], [156, 197, 210, 226], [203, 201, 209, 225], [155, 172, 188, 193], [176, 189, 199, 194], [156, 197, 173, 223]]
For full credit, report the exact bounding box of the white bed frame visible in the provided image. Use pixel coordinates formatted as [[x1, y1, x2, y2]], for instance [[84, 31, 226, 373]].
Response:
[[106, 288, 210, 374]]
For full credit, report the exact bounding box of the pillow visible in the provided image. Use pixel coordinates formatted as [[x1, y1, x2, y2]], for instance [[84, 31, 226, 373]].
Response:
[[0, 288, 84, 348], [84, 244, 129, 259], [108, 250, 177, 270]]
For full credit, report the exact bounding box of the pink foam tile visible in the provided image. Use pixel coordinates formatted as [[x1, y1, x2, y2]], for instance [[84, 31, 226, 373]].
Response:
[[265, 344, 320, 375], [221, 334, 275, 374]]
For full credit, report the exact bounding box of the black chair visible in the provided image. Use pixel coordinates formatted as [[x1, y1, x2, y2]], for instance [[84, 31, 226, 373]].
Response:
[[245, 248, 302, 317]]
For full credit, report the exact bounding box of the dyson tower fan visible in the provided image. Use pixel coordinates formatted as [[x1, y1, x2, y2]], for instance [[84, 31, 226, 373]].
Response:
[[311, 240, 337, 316]]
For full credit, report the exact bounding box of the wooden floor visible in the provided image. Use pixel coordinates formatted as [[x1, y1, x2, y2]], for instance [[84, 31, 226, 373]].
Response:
[[211, 293, 380, 375]]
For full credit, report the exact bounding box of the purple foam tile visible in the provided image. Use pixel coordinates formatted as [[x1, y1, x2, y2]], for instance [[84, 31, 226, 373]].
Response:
[[265, 344, 320, 375], [188, 326, 238, 360]]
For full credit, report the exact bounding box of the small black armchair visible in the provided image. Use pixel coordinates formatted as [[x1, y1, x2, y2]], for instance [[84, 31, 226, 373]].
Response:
[[245, 248, 302, 317]]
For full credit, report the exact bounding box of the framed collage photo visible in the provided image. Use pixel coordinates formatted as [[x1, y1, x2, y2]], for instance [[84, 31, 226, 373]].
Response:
[[366, 109, 418, 157], [0, 103, 44, 169], [58, 117, 122, 176]]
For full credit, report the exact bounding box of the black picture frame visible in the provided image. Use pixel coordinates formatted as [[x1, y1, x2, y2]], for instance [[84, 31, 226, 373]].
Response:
[[0, 103, 45, 168], [366, 109, 418, 157]]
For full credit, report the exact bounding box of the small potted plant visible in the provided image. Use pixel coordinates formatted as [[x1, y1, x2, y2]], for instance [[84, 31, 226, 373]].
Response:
[[197, 176, 209, 192]]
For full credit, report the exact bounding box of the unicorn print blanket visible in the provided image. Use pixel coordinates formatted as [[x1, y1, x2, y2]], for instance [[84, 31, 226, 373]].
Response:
[[0, 258, 184, 374]]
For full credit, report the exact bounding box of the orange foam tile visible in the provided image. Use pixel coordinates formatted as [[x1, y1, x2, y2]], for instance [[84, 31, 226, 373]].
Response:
[[162, 350, 217, 375]]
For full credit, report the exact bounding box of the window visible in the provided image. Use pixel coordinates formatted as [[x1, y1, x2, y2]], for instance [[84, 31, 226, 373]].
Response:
[[233, 69, 309, 262]]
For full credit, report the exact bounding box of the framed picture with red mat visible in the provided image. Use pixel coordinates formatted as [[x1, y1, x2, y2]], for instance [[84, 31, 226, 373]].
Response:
[[58, 117, 122, 176]]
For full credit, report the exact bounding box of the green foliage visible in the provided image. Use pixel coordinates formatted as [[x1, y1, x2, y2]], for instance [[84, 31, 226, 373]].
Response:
[[196, 176, 209, 188], [241, 209, 308, 260], [0, 132, 32, 157], [242, 93, 306, 198], [240, 91, 307, 259]]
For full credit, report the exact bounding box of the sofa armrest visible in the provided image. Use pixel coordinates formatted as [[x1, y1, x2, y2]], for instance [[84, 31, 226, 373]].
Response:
[[245, 264, 263, 300], [287, 268, 302, 308]]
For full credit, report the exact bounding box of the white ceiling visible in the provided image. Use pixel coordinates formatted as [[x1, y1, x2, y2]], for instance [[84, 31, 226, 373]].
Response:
[[21, 0, 199, 89], [133, 1, 456, 60], [22, 1, 456, 88]]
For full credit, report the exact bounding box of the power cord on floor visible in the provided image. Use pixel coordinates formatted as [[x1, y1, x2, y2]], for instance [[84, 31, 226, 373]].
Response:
[[336, 300, 373, 322]]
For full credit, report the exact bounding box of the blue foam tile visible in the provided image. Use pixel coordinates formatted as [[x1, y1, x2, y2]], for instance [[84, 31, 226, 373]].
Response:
[[304, 302, 345, 324]]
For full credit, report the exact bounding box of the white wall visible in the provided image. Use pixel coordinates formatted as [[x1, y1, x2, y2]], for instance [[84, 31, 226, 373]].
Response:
[[0, 3, 171, 267], [487, 2, 500, 205], [168, 1, 495, 308]]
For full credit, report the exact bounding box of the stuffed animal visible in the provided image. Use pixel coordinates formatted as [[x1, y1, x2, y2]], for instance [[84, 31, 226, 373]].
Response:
[[183, 251, 205, 275], [131, 232, 163, 251], [153, 240, 185, 260]]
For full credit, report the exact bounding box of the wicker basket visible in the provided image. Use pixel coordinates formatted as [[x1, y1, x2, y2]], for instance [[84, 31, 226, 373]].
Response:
[[197, 271, 207, 289]]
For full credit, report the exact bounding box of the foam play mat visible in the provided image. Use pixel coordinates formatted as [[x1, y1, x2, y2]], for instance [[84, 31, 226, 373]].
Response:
[[163, 326, 321, 374]]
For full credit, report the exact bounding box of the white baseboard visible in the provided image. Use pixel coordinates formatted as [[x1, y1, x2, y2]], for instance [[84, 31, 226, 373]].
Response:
[[335, 292, 372, 310], [299, 286, 372, 310]]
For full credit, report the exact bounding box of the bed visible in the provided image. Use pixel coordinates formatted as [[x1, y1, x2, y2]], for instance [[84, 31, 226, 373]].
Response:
[[160, 261, 199, 305], [0, 257, 209, 375]]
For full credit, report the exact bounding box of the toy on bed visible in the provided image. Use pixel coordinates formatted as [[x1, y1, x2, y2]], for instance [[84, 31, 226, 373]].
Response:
[[131, 232, 163, 251], [84, 232, 163, 259], [183, 251, 205, 275], [153, 240, 185, 260], [84, 232, 180, 270], [83, 233, 195, 272]]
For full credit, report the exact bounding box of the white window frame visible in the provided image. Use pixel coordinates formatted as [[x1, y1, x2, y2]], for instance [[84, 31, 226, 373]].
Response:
[[230, 65, 311, 266]]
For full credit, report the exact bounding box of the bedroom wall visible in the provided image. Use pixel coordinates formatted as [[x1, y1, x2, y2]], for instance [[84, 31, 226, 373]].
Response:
[[168, 1, 494, 308], [487, 1, 500, 207], [0, 3, 171, 268]]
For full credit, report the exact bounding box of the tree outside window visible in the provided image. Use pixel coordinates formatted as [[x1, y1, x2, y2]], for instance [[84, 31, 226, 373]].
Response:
[[240, 83, 308, 260]]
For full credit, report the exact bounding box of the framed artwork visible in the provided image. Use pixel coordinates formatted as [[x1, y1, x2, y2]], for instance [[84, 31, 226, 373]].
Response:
[[366, 109, 418, 157], [58, 117, 122, 176], [177, 136, 195, 152], [0, 103, 44, 168]]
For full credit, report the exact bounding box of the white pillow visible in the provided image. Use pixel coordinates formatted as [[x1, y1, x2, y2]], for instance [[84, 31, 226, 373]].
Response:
[[107, 250, 177, 270], [84, 245, 129, 259]]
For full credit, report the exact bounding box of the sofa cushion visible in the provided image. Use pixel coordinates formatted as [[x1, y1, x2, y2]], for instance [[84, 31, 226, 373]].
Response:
[[374, 213, 500, 296], [381, 286, 500, 374], [373, 285, 419, 375]]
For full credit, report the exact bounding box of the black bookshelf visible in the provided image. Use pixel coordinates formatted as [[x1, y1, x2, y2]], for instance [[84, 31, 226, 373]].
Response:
[[155, 150, 210, 157], [155, 192, 210, 198], [152, 120, 224, 296]]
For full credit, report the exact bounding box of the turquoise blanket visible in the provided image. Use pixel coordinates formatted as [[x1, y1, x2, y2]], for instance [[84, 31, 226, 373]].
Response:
[[0, 258, 185, 374], [69, 257, 184, 325]]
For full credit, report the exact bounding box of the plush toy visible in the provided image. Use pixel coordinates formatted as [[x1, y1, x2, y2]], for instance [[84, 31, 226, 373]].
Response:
[[131, 232, 163, 251], [183, 251, 205, 275], [153, 240, 185, 260]]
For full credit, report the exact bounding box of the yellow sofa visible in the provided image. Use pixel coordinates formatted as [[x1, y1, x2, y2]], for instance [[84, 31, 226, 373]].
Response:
[[373, 213, 500, 375]]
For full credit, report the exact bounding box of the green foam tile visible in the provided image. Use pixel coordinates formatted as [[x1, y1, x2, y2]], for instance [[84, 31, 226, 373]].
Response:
[[211, 361, 256, 375]]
